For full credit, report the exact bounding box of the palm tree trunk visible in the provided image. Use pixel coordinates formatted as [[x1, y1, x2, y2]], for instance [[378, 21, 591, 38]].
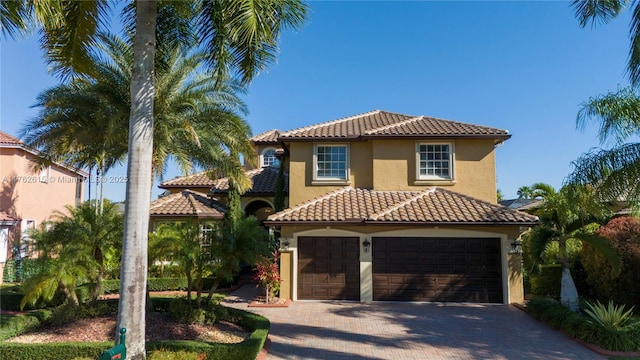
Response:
[[99, 153, 105, 214], [116, 1, 156, 358], [558, 238, 580, 312]]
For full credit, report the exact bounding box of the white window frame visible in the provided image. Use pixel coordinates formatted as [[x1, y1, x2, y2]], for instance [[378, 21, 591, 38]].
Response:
[[313, 143, 350, 183], [416, 142, 454, 181], [260, 148, 277, 168]]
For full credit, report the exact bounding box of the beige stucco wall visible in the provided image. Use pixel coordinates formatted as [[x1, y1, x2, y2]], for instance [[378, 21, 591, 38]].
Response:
[[371, 139, 497, 202], [278, 224, 525, 304], [287, 138, 498, 206]]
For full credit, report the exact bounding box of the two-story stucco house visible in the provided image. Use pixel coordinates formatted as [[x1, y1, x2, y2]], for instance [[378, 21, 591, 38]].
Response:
[[0, 131, 86, 283], [262, 110, 538, 304]]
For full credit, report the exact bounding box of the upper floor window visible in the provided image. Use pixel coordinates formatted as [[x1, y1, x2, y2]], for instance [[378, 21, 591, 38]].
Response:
[[261, 148, 277, 167], [417, 143, 453, 180], [314, 144, 348, 181]]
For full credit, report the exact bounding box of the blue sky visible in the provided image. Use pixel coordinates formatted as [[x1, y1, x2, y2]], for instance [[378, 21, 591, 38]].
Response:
[[0, 1, 633, 202]]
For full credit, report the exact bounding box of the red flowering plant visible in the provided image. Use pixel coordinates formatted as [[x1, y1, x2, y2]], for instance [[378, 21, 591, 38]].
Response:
[[253, 251, 281, 304]]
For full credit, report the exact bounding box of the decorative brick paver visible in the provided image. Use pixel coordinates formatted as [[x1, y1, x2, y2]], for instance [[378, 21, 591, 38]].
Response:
[[223, 286, 605, 360]]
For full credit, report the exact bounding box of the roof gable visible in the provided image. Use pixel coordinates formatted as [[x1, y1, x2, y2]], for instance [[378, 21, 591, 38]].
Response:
[[266, 187, 538, 225], [251, 129, 281, 144], [278, 110, 510, 142], [149, 190, 226, 218]]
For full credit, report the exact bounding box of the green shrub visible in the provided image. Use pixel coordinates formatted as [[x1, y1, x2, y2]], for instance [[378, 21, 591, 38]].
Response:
[[0, 310, 52, 341], [0, 342, 110, 359], [0, 303, 269, 360], [101, 278, 189, 294], [0, 285, 66, 311], [525, 297, 640, 352], [582, 217, 640, 308], [529, 265, 562, 299], [48, 301, 117, 326]]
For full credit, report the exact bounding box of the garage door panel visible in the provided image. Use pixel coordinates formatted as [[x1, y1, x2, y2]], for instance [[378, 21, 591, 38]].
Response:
[[373, 237, 502, 303], [298, 236, 360, 301]]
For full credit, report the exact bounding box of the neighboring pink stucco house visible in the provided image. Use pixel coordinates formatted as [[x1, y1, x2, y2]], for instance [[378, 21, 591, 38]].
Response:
[[0, 131, 87, 283]]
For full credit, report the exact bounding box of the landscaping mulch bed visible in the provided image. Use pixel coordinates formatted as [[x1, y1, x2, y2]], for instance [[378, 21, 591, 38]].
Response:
[[5, 312, 249, 344]]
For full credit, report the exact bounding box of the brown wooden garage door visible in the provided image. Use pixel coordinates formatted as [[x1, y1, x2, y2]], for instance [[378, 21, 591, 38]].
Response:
[[373, 237, 502, 303], [298, 237, 360, 300]]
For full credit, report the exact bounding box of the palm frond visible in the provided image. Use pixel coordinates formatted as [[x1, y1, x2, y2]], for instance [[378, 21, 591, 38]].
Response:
[[567, 143, 640, 204], [571, 0, 628, 28], [577, 86, 640, 144]]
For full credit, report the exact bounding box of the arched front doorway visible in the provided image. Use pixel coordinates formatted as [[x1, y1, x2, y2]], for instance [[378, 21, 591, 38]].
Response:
[[244, 200, 274, 223]]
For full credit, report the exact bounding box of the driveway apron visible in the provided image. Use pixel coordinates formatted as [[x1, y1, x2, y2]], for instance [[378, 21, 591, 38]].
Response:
[[222, 286, 605, 360]]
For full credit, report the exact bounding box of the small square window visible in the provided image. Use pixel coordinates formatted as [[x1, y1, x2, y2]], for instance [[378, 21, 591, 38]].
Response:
[[314, 144, 348, 181], [417, 143, 452, 180], [261, 148, 277, 167]]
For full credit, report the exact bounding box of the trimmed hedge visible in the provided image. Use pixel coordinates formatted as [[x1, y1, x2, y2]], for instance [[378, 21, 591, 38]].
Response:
[[0, 302, 270, 360], [101, 278, 189, 293], [0, 310, 52, 341]]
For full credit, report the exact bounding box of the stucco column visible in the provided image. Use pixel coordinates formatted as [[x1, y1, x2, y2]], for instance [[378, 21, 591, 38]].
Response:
[[279, 250, 294, 300], [508, 253, 524, 303], [360, 236, 372, 302]]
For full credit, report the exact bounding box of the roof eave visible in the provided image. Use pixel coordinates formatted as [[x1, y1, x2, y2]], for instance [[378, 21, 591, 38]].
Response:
[[360, 134, 512, 141], [264, 219, 365, 226], [264, 220, 538, 226], [278, 135, 362, 142]]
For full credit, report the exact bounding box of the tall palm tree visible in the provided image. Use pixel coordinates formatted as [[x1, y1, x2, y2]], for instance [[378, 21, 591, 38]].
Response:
[[524, 183, 620, 311], [3, 2, 308, 357], [566, 87, 640, 210], [572, 0, 640, 85]]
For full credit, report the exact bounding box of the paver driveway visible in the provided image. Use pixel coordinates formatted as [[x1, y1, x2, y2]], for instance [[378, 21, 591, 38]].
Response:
[[223, 286, 605, 360]]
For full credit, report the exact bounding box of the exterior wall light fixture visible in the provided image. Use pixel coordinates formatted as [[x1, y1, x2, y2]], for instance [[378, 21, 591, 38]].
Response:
[[362, 238, 371, 253], [509, 239, 523, 254]]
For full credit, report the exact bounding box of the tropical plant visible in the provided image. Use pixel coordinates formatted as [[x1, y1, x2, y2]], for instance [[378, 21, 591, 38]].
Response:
[[150, 221, 212, 303], [253, 252, 281, 304], [584, 300, 640, 331], [517, 185, 533, 199], [565, 86, 640, 211], [572, 0, 640, 86], [582, 300, 640, 351], [4, 2, 308, 356], [523, 183, 620, 311], [21, 200, 123, 306], [21, 32, 256, 211], [205, 215, 270, 302]]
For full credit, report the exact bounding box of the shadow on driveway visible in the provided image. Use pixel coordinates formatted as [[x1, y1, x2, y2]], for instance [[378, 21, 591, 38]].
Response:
[[224, 288, 605, 360]]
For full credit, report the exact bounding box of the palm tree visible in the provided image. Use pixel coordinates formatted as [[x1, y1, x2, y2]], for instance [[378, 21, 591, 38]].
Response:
[[22, 32, 256, 210], [517, 185, 533, 199], [566, 87, 640, 210], [3, 3, 308, 356], [524, 184, 620, 311], [572, 0, 640, 86], [20, 200, 123, 308]]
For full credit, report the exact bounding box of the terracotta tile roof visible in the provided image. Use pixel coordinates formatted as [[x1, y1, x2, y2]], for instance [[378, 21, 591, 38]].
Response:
[[0, 211, 20, 222], [210, 166, 287, 195], [160, 171, 217, 188], [0, 131, 22, 145], [251, 129, 281, 144], [149, 190, 226, 219], [278, 110, 510, 142], [266, 187, 538, 225]]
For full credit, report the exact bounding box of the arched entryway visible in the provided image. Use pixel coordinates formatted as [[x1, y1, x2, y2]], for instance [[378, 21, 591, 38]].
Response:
[[244, 200, 274, 223]]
